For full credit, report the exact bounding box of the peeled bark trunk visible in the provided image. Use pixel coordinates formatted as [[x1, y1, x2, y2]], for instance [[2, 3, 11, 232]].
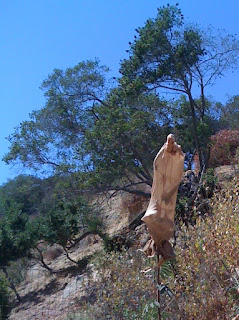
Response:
[[142, 134, 185, 258]]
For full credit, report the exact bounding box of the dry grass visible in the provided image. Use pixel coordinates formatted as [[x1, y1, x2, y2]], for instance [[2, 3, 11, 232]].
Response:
[[74, 177, 239, 320], [7, 172, 239, 320]]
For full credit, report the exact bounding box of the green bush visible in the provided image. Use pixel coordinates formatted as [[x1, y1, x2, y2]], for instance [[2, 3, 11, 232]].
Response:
[[7, 258, 28, 286]]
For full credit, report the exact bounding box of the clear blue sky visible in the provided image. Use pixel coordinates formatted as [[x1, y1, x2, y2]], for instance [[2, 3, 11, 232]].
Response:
[[1, 0, 239, 185]]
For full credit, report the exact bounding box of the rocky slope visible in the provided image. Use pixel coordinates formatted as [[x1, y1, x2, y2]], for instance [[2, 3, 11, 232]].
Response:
[[7, 165, 239, 320]]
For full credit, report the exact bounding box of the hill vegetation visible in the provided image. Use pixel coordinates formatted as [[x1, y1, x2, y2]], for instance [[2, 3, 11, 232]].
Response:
[[0, 4, 239, 320], [70, 175, 239, 319]]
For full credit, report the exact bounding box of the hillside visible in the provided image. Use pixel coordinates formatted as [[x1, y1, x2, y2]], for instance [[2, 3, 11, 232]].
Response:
[[4, 166, 239, 320], [1, 4, 239, 320]]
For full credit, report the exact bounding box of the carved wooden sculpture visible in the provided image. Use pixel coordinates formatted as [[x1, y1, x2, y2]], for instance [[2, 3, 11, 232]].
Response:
[[142, 134, 185, 266]]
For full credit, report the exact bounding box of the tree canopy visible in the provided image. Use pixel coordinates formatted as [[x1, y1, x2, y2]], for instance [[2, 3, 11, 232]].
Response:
[[3, 60, 110, 174], [2, 5, 239, 207], [119, 4, 239, 168]]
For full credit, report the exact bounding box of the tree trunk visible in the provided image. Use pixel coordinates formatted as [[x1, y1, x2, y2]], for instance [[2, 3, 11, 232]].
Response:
[[187, 150, 196, 170], [157, 255, 161, 320], [200, 81, 206, 119], [63, 247, 78, 264], [34, 246, 53, 273], [188, 94, 204, 171]]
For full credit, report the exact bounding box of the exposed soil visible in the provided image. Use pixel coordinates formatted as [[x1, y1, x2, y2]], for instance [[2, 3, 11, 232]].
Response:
[[8, 191, 140, 320]]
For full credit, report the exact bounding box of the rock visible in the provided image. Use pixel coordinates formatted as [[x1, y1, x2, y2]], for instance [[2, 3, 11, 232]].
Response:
[[61, 275, 84, 300]]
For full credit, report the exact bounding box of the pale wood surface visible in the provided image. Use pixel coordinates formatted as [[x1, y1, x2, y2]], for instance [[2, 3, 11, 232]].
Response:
[[142, 134, 185, 250]]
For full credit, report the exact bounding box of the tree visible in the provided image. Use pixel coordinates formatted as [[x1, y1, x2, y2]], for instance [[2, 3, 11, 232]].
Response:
[[40, 198, 104, 264], [172, 96, 218, 168], [119, 4, 239, 170], [84, 90, 171, 197], [3, 60, 172, 197], [0, 175, 44, 216], [3, 60, 110, 175], [219, 95, 239, 130], [0, 205, 32, 266], [0, 275, 9, 320], [0, 204, 35, 301]]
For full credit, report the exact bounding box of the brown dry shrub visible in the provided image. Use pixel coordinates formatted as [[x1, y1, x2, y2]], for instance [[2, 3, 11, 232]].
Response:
[[73, 177, 239, 320], [174, 177, 239, 319], [209, 129, 239, 167]]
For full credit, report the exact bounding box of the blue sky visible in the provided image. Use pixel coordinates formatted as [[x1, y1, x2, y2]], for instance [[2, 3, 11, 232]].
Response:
[[1, 0, 239, 185]]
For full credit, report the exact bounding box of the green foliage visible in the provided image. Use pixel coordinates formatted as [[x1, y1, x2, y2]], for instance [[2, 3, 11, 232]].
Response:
[[40, 197, 91, 248], [197, 119, 215, 149], [84, 91, 170, 194], [175, 196, 189, 225], [6, 258, 28, 286], [219, 95, 239, 130], [82, 208, 104, 237], [0, 171, 106, 270], [202, 168, 217, 190], [0, 205, 34, 266], [0, 175, 44, 216], [120, 5, 239, 106], [172, 96, 218, 158], [0, 275, 9, 320], [3, 59, 109, 174], [119, 4, 239, 168], [2, 59, 171, 196], [120, 5, 204, 94]]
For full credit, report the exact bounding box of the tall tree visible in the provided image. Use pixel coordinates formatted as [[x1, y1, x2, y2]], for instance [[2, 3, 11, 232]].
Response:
[[3, 61, 171, 197], [3, 60, 110, 175], [172, 96, 218, 167], [83, 89, 171, 197], [119, 4, 239, 170]]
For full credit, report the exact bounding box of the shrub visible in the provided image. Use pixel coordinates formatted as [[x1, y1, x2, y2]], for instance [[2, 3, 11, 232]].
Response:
[[209, 130, 239, 167], [173, 177, 239, 319], [75, 248, 176, 320], [6, 258, 29, 286], [175, 196, 190, 225], [67, 178, 239, 320]]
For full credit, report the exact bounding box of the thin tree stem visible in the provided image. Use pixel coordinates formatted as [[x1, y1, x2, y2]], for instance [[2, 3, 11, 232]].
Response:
[[35, 246, 53, 273], [63, 247, 78, 264], [157, 254, 161, 320]]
